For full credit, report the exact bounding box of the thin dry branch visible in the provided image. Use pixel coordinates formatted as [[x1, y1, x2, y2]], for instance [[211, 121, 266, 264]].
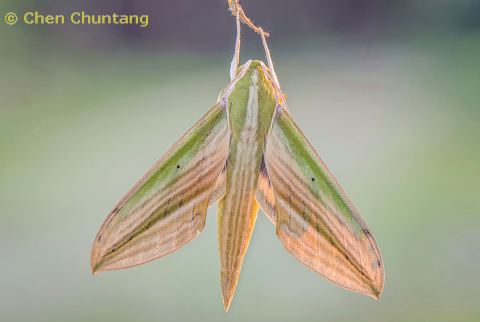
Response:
[[228, 0, 270, 37]]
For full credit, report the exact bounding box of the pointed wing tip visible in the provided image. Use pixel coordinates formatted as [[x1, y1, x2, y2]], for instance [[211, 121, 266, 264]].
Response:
[[350, 282, 383, 300], [367, 275, 384, 300], [90, 250, 100, 275], [364, 269, 384, 300], [222, 292, 232, 312], [90, 239, 103, 274], [90, 261, 99, 275], [90, 255, 97, 275], [220, 270, 238, 313], [370, 288, 382, 300], [90, 251, 107, 275], [372, 261, 385, 300], [366, 287, 382, 300], [91, 261, 103, 275], [91, 263, 115, 275]]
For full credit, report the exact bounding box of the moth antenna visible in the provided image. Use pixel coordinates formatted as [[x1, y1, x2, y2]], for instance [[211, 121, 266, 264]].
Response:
[[229, 12, 241, 81], [260, 28, 280, 88]]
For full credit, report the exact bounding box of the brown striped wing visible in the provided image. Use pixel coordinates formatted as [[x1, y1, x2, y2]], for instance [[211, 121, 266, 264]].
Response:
[[255, 158, 277, 224], [91, 103, 231, 274], [208, 163, 227, 207], [264, 107, 384, 299], [216, 132, 263, 312]]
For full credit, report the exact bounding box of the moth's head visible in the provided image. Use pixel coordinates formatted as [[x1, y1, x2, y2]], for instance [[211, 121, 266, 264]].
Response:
[[235, 60, 270, 77], [220, 59, 286, 106], [234, 60, 278, 88]]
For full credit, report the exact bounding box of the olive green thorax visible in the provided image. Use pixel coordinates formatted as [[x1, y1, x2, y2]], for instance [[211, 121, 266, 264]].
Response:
[[227, 60, 277, 141]]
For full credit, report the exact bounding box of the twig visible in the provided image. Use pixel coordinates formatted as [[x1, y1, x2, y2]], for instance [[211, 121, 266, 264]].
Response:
[[228, 0, 269, 37]]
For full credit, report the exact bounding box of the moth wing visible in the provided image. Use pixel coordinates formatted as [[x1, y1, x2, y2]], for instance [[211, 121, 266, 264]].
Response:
[[255, 158, 277, 224], [208, 163, 227, 207], [264, 107, 384, 299], [91, 103, 231, 273]]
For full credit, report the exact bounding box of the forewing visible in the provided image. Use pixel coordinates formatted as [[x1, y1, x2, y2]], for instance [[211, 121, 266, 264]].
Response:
[[91, 103, 231, 273], [264, 107, 384, 299]]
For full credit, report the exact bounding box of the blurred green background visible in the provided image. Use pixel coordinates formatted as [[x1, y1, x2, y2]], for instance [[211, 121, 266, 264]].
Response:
[[1, 0, 479, 321]]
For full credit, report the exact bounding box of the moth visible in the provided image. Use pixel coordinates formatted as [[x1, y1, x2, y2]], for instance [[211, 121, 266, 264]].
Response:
[[90, 13, 384, 312]]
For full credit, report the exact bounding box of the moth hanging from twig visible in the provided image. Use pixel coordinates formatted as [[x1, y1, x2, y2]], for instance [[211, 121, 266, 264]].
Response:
[[90, 10, 384, 312]]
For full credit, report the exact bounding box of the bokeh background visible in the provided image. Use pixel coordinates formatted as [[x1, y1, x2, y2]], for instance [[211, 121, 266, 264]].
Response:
[[1, 0, 479, 321]]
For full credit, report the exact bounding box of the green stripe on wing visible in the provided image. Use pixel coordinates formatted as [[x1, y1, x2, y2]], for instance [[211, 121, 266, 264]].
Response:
[[91, 102, 231, 273], [264, 107, 384, 299]]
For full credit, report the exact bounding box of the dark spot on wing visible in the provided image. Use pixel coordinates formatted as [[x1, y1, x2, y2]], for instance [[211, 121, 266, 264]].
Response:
[[345, 254, 350, 261], [260, 156, 268, 175], [377, 260, 381, 267], [111, 244, 116, 254], [112, 206, 120, 215], [311, 177, 315, 182], [97, 236, 101, 242], [363, 228, 371, 237], [177, 164, 180, 169], [221, 162, 227, 173]]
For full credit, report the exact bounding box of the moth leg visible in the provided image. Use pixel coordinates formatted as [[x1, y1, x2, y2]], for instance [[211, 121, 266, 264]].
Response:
[[260, 29, 280, 88], [229, 11, 241, 81]]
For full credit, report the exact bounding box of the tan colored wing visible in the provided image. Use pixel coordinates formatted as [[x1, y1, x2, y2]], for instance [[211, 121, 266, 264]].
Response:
[[91, 103, 231, 273], [217, 137, 262, 311], [264, 107, 384, 299], [255, 157, 277, 224], [208, 163, 227, 207]]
